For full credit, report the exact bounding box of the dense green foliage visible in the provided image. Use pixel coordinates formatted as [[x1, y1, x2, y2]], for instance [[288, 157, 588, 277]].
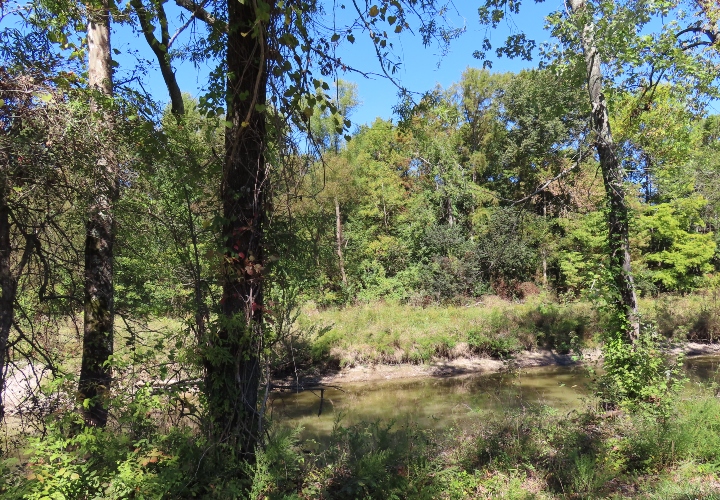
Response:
[[282, 70, 720, 307], [3, 0, 720, 496]]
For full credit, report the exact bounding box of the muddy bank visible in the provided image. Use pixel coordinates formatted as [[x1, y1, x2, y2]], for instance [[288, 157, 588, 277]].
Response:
[[314, 342, 720, 384]]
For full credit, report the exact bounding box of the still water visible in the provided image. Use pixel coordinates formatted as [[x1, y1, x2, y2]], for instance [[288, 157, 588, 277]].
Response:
[[269, 356, 720, 440]]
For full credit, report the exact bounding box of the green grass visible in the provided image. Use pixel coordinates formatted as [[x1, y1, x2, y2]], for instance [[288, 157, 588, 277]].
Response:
[[642, 290, 720, 341], [6, 384, 720, 498], [248, 384, 720, 499], [300, 295, 598, 367], [300, 292, 720, 369]]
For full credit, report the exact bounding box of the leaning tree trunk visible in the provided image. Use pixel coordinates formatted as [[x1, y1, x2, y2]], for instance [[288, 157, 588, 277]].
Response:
[[78, 1, 117, 428], [130, 0, 185, 116], [202, 0, 269, 458], [569, 0, 640, 341]]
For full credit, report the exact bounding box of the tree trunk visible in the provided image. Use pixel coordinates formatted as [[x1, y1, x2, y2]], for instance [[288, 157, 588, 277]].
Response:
[[203, 0, 269, 457], [78, 2, 117, 428], [184, 187, 207, 339], [542, 198, 547, 287], [0, 186, 13, 423], [569, 0, 640, 341], [335, 196, 347, 285]]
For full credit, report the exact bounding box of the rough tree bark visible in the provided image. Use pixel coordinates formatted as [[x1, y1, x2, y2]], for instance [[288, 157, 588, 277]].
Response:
[[202, 0, 270, 456], [78, 1, 118, 427], [0, 185, 13, 423], [568, 0, 640, 341]]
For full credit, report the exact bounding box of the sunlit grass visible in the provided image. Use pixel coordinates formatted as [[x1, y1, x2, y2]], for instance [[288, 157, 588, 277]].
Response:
[[300, 295, 598, 366], [300, 292, 720, 367]]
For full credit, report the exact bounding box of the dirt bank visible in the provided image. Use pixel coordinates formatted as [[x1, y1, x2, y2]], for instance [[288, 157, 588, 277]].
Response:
[[314, 342, 720, 384]]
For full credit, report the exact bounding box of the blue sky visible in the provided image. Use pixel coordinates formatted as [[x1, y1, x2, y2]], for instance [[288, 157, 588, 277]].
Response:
[[109, 0, 563, 127], [319, 0, 562, 126]]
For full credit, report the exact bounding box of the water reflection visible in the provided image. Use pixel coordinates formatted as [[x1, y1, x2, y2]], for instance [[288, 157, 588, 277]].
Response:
[[685, 355, 720, 381], [270, 365, 592, 440], [271, 356, 720, 440]]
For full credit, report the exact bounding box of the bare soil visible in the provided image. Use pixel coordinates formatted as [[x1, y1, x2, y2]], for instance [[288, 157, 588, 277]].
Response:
[[315, 342, 720, 384]]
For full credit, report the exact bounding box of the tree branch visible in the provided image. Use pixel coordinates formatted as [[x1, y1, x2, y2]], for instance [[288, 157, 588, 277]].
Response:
[[131, 0, 185, 115], [174, 0, 225, 31]]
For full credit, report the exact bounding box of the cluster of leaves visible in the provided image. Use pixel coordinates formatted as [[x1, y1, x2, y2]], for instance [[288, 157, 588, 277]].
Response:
[[279, 68, 720, 307]]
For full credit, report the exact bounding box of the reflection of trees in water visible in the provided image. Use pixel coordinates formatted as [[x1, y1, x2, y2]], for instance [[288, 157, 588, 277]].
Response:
[[685, 357, 720, 383], [271, 359, 720, 443]]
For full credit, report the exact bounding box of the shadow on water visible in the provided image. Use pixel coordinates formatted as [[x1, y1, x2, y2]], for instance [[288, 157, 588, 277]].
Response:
[[685, 355, 720, 383], [269, 364, 593, 441], [270, 355, 720, 441]]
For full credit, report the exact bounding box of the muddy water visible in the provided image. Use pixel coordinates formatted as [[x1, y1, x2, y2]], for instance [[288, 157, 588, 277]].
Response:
[[270, 356, 720, 440]]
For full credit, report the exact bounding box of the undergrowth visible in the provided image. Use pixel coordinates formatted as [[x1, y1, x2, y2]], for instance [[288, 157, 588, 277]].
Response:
[[302, 296, 595, 368], [4, 384, 720, 499]]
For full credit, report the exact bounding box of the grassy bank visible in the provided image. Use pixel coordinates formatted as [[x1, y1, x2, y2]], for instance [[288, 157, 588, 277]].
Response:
[[299, 293, 720, 369]]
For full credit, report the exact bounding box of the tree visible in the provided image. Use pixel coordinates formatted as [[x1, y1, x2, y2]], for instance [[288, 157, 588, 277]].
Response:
[[309, 79, 360, 154], [566, 0, 639, 339], [476, 0, 687, 340], [129, 0, 185, 116], [0, 68, 67, 423], [88, 0, 465, 471], [78, 0, 117, 427], [0, 28, 111, 425], [200, 0, 269, 455]]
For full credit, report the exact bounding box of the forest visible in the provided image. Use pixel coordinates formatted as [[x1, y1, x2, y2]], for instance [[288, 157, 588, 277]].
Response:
[[2, 0, 720, 497]]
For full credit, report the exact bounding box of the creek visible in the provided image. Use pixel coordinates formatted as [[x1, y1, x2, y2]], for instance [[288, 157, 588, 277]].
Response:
[[270, 356, 720, 441]]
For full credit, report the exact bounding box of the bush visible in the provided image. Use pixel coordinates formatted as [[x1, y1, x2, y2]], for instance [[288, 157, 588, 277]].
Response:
[[519, 302, 589, 353], [1, 421, 199, 499], [598, 325, 685, 413]]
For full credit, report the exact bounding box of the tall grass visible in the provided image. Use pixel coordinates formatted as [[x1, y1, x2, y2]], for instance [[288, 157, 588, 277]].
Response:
[[301, 293, 720, 369], [301, 296, 597, 367], [252, 384, 720, 499]]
